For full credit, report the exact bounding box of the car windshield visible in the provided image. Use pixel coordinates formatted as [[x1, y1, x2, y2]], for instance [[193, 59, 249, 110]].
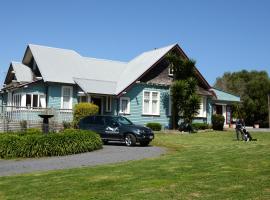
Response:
[[115, 116, 133, 125]]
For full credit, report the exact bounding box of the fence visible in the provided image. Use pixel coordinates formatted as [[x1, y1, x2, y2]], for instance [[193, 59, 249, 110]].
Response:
[[0, 105, 73, 132]]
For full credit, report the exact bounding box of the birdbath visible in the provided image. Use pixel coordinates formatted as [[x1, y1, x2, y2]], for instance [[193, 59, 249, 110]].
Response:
[[38, 114, 54, 134]]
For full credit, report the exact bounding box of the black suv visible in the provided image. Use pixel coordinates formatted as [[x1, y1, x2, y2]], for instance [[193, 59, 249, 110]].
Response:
[[79, 115, 154, 146]]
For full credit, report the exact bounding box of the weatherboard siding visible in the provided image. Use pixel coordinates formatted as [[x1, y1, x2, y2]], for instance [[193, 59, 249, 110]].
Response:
[[47, 84, 78, 109], [120, 83, 170, 128]]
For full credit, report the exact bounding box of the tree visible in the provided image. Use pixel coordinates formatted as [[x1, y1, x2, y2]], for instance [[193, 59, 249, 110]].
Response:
[[167, 53, 201, 129], [214, 70, 270, 127]]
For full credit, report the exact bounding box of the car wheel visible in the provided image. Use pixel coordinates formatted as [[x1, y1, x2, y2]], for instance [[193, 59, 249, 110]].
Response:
[[125, 134, 136, 146], [140, 141, 150, 146]]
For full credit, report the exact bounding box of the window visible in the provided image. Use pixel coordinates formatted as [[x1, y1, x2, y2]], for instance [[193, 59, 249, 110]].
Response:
[[142, 91, 160, 115], [168, 64, 174, 76], [25, 93, 46, 108], [13, 94, 22, 107], [61, 86, 73, 109], [106, 96, 112, 112], [26, 94, 32, 107], [197, 96, 207, 117], [79, 96, 87, 103], [120, 97, 130, 114]]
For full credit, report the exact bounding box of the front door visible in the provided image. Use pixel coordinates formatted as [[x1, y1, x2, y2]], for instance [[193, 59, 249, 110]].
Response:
[[91, 97, 102, 114]]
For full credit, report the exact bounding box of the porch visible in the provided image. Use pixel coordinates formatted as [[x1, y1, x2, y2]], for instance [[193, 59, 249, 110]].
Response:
[[0, 105, 73, 132]]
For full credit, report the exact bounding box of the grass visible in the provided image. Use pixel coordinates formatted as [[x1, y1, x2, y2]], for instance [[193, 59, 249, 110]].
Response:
[[0, 131, 270, 200]]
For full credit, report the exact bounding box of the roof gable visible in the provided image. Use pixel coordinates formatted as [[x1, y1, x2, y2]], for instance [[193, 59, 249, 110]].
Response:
[[4, 62, 33, 84]]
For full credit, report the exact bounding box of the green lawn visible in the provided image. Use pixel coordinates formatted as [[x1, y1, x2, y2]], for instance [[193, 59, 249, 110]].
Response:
[[1, 131, 270, 200]]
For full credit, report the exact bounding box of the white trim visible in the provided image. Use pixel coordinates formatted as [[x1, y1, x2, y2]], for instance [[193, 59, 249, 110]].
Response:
[[168, 64, 174, 76], [197, 96, 207, 118], [61, 86, 73, 109], [106, 96, 112, 112], [119, 97, 130, 114], [142, 90, 160, 116]]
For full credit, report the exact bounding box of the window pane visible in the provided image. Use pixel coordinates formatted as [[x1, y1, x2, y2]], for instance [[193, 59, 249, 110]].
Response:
[[152, 92, 158, 100], [144, 100, 150, 113], [63, 88, 71, 97], [121, 99, 128, 113], [63, 96, 70, 109], [80, 96, 87, 102], [33, 95, 38, 107], [26, 94, 32, 107], [144, 91, 150, 100], [152, 100, 158, 114]]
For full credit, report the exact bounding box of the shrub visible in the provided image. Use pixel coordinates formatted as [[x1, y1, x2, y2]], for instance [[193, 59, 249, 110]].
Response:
[[73, 103, 99, 128], [62, 121, 72, 129], [20, 120, 27, 132], [146, 122, 162, 131], [212, 114, 225, 130], [0, 129, 102, 158], [192, 123, 209, 130]]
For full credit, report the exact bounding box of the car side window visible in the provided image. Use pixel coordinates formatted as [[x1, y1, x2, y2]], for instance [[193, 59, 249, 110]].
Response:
[[105, 117, 116, 126], [93, 116, 105, 125], [82, 116, 94, 124]]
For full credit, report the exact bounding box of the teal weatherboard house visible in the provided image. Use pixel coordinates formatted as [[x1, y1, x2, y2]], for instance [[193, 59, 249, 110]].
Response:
[[0, 43, 240, 129]]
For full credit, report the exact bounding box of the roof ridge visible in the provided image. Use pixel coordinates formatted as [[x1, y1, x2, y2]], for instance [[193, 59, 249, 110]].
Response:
[[28, 44, 78, 54], [84, 56, 127, 64], [138, 43, 177, 55]]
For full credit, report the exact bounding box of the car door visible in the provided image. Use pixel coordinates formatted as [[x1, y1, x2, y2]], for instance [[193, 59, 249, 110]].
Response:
[[92, 116, 106, 138], [104, 117, 121, 140]]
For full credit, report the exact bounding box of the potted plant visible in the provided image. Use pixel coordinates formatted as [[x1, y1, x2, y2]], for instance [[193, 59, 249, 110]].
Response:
[[254, 121, 260, 128]]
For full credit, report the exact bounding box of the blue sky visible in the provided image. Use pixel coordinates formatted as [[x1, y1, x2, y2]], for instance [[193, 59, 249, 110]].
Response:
[[0, 0, 269, 85]]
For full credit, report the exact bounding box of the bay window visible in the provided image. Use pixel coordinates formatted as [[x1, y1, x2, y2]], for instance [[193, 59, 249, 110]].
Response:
[[25, 93, 46, 108], [142, 91, 160, 115]]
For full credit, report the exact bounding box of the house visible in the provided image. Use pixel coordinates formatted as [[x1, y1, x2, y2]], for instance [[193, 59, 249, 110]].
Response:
[[0, 43, 240, 129]]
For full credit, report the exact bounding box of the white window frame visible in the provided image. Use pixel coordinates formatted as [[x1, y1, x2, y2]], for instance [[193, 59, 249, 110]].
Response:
[[142, 90, 160, 116], [106, 96, 112, 112], [168, 64, 174, 76], [61, 86, 73, 109], [197, 96, 207, 118], [23, 93, 46, 108], [12, 93, 22, 107], [119, 97, 130, 114]]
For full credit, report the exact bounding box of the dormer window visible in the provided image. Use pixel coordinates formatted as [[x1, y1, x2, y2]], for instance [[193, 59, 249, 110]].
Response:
[[168, 64, 174, 76]]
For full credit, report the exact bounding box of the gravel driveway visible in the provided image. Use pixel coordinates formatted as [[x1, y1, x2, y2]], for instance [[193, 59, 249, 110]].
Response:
[[0, 144, 165, 177]]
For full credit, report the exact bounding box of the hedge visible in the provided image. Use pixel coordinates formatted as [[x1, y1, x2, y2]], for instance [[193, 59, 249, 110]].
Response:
[[192, 123, 209, 130], [0, 129, 102, 159], [146, 122, 162, 131], [73, 103, 99, 128], [212, 114, 225, 131]]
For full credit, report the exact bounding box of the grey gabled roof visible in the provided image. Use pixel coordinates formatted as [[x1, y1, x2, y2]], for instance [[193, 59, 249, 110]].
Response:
[[8, 62, 33, 83], [73, 77, 117, 95], [116, 44, 177, 94], [28, 44, 87, 84], [23, 43, 190, 95]]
